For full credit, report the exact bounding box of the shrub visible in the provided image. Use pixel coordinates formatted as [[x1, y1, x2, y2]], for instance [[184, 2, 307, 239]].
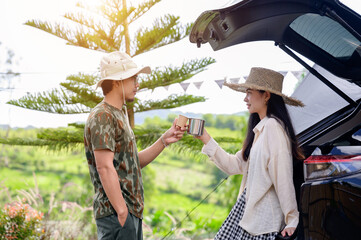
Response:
[[0, 200, 44, 239]]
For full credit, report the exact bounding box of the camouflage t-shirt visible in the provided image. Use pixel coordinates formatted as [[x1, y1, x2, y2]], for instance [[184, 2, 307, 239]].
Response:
[[84, 101, 144, 219]]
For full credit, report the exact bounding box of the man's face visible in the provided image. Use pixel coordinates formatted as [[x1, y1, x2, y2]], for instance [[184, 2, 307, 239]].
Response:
[[121, 75, 139, 102]]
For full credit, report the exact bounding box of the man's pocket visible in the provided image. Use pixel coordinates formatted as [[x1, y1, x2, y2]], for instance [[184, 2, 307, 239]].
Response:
[[96, 212, 136, 240]]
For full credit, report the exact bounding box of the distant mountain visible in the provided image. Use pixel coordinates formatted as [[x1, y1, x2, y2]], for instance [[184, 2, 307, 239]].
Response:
[[0, 124, 10, 130], [0, 111, 246, 130], [135, 109, 246, 125], [0, 124, 37, 130]]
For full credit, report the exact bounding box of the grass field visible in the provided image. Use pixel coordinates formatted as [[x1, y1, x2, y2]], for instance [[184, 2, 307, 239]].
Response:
[[0, 125, 244, 239]]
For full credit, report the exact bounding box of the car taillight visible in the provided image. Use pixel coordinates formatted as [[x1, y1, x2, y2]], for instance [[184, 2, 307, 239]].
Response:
[[304, 155, 361, 181]]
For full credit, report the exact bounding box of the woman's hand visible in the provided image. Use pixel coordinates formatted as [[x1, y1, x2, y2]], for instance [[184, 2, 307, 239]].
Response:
[[281, 227, 296, 237], [194, 128, 211, 145], [162, 118, 186, 145]]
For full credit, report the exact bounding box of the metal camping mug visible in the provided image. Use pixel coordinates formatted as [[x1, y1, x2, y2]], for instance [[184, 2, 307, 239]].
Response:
[[187, 118, 205, 136]]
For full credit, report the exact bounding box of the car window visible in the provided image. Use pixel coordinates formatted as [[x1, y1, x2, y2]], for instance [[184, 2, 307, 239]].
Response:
[[352, 128, 361, 142], [289, 13, 361, 60], [327, 125, 361, 155], [287, 64, 361, 134], [310, 125, 361, 155]]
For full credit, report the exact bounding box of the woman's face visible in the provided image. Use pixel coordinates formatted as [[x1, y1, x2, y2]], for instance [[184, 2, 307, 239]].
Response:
[[244, 89, 269, 116]]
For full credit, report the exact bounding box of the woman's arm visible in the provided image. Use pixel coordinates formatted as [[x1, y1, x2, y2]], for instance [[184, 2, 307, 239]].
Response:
[[198, 128, 247, 175]]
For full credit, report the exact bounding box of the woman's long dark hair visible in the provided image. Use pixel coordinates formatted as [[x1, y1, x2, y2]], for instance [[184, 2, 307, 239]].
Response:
[[241, 91, 304, 161]]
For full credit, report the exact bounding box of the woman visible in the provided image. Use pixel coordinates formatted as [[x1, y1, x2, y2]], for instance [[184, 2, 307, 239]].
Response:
[[197, 67, 304, 240]]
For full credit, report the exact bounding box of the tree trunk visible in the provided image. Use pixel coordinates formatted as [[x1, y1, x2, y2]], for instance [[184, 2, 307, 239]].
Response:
[[122, 0, 130, 56], [122, 0, 135, 128]]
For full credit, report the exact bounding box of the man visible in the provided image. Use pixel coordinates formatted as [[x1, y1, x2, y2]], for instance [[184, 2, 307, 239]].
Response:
[[84, 51, 185, 240]]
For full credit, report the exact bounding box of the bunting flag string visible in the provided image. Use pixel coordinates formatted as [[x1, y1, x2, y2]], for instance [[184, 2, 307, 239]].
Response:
[[193, 81, 203, 89], [291, 71, 304, 80], [279, 71, 288, 77], [215, 79, 225, 89], [180, 82, 190, 91], [229, 77, 240, 84], [160, 70, 304, 92]]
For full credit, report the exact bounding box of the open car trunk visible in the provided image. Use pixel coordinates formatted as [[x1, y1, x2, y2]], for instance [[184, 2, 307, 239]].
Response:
[[190, 0, 361, 85]]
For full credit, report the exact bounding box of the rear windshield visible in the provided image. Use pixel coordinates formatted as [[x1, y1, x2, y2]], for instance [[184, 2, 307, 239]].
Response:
[[287, 64, 361, 134], [289, 13, 361, 60]]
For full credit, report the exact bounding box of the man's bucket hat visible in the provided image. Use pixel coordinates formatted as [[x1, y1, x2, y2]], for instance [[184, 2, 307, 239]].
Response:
[[224, 67, 304, 107], [96, 51, 151, 89]]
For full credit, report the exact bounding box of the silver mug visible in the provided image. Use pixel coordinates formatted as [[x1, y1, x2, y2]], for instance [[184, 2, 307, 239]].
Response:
[[187, 118, 205, 136]]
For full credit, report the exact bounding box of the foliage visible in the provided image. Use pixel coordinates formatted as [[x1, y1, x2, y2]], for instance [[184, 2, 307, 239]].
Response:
[[7, 73, 101, 114], [7, 57, 214, 115], [0, 125, 84, 151], [0, 42, 21, 91], [0, 200, 44, 239], [139, 58, 215, 91], [5, 0, 216, 148], [134, 14, 192, 55], [202, 113, 249, 131], [0, 113, 249, 239], [142, 165, 157, 202], [24, 0, 186, 56], [0, 171, 96, 239]]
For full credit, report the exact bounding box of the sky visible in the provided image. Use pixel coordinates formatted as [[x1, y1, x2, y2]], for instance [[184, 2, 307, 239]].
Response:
[[0, 0, 360, 128]]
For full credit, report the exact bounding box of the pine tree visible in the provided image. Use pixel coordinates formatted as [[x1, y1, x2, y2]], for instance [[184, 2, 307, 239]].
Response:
[[1, 0, 216, 150], [0, 43, 21, 166]]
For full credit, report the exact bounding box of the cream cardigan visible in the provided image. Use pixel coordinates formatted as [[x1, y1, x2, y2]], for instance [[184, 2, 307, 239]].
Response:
[[202, 117, 299, 235]]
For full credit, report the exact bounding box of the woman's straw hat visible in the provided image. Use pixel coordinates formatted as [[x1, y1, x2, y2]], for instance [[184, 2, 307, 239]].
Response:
[[224, 67, 304, 107]]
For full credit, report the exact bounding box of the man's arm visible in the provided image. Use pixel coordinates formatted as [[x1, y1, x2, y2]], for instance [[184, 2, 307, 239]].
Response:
[[138, 137, 166, 168], [138, 119, 185, 168], [94, 149, 128, 226]]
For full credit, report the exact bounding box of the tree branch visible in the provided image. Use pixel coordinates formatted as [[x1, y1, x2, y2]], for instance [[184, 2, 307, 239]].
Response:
[[134, 14, 192, 56], [139, 57, 216, 90], [135, 94, 206, 112]]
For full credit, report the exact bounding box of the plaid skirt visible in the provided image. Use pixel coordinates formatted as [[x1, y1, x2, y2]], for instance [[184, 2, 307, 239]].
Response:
[[214, 189, 278, 240]]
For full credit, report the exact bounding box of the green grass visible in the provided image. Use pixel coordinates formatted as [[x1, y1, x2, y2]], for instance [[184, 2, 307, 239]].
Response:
[[0, 144, 228, 212], [147, 192, 228, 220], [0, 168, 62, 191], [206, 127, 242, 139], [0, 115, 249, 239], [0, 124, 247, 238]]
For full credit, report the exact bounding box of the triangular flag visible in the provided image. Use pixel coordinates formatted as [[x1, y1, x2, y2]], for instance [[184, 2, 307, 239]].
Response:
[[193, 81, 203, 89], [215, 79, 224, 89], [291, 71, 304, 80], [180, 82, 190, 92], [229, 77, 240, 84], [278, 71, 288, 76]]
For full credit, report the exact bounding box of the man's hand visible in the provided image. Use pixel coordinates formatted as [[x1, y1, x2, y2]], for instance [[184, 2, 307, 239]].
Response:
[[281, 227, 296, 237], [138, 118, 186, 168], [117, 210, 128, 227], [162, 118, 186, 145]]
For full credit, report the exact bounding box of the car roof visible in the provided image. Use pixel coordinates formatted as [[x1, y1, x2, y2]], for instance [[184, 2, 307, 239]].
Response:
[[189, 0, 361, 84]]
